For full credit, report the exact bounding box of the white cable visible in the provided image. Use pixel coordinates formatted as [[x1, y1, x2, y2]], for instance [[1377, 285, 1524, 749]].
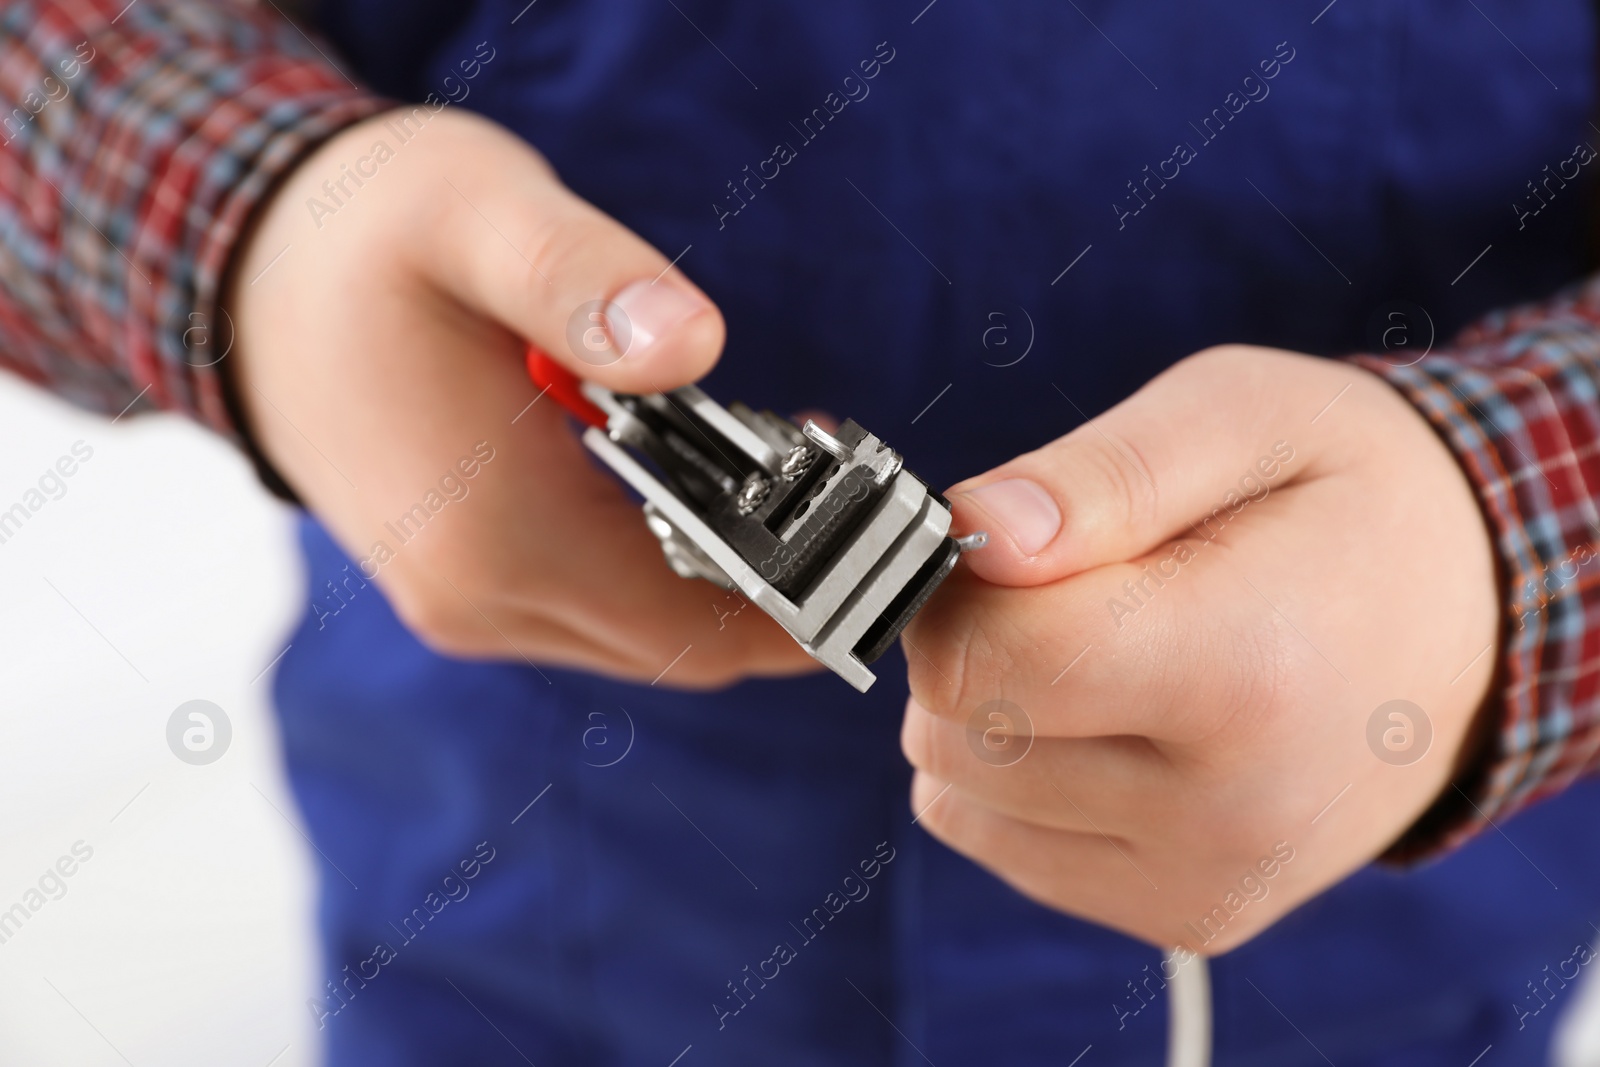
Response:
[[1166, 948, 1212, 1067]]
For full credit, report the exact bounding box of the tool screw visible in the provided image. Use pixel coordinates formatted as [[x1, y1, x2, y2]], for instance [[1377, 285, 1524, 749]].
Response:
[[735, 476, 770, 515], [779, 445, 814, 480]]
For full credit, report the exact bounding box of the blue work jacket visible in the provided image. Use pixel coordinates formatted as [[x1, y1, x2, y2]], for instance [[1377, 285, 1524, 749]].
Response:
[[280, 2, 1600, 1062]]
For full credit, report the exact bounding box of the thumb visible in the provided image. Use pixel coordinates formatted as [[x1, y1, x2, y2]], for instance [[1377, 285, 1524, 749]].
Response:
[[424, 115, 721, 393], [950, 347, 1318, 586]]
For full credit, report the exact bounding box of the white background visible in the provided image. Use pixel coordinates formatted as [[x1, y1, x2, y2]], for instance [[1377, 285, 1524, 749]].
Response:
[[0, 372, 1598, 1065], [0, 377, 317, 1067]]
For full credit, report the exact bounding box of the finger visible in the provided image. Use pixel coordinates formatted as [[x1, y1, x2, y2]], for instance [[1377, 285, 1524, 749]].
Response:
[[910, 772, 1171, 947], [359, 393, 818, 685], [398, 549, 825, 688], [402, 500, 823, 687], [510, 412, 821, 683], [905, 550, 1272, 742], [900, 698, 1167, 835], [419, 112, 723, 394], [409, 422, 821, 685], [528, 491, 826, 687], [949, 347, 1348, 586]]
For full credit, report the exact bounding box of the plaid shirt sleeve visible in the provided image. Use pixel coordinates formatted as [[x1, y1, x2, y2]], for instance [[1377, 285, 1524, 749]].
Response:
[[1352, 277, 1600, 862], [0, 0, 388, 437]]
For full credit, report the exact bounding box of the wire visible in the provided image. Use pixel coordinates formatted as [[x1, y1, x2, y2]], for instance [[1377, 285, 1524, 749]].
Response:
[[1166, 948, 1212, 1067]]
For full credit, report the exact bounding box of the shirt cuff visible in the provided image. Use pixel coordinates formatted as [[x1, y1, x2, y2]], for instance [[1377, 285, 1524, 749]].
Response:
[[1351, 279, 1600, 861], [0, 0, 390, 465]]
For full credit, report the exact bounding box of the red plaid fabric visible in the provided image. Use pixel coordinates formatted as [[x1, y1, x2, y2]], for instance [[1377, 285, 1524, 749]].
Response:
[[0, 0, 386, 437], [0, 2, 1596, 859], [1355, 281, 1600, 859]]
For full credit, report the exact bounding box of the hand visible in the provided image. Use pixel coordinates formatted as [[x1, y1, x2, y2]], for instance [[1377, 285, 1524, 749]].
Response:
[[899, 345, 1498, 953], [227, 107, 818, 687]]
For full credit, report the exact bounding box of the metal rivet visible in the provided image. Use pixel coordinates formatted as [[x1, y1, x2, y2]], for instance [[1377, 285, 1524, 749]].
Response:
[[735, 475, 769, 515], [780, 445, 814, 480]]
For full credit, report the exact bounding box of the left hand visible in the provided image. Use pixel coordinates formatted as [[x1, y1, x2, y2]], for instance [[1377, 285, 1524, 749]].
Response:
[[900, 344, 1498, 954]]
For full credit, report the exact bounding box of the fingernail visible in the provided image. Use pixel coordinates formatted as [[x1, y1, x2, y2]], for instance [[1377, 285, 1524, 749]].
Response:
[[958, 478, 1061, 556], [610, 279, 710, 356]]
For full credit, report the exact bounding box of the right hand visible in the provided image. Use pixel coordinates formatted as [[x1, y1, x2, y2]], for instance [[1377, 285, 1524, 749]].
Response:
[[226, 107, 819, 688]]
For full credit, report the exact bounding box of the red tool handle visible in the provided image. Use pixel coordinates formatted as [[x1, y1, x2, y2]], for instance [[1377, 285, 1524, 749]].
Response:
[[525, 345, 609, 429]]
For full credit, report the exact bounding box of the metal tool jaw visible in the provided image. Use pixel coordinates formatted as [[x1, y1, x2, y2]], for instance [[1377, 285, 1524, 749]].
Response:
[[577, 381, 962, 691]]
